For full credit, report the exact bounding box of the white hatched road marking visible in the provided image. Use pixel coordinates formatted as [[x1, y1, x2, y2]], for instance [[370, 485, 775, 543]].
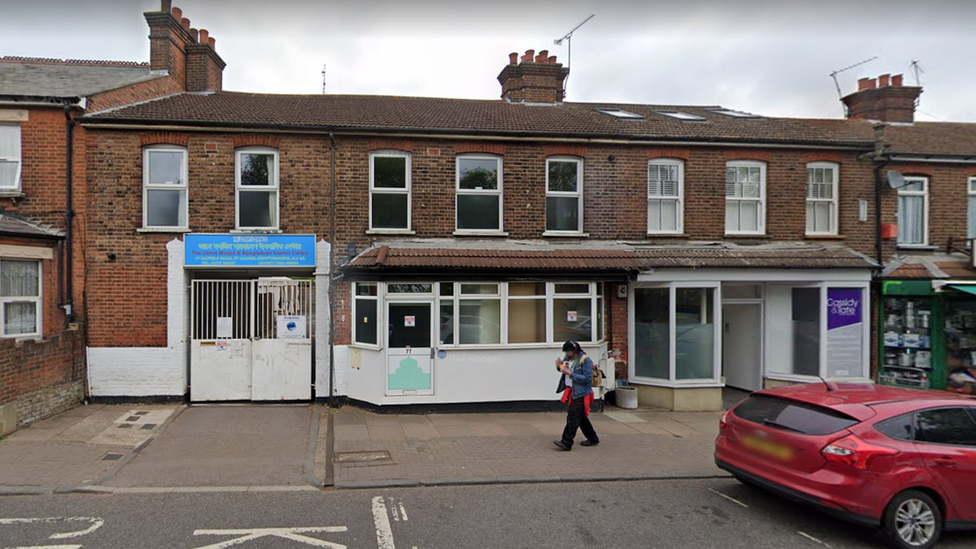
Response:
[[708, 488, 750, 508], [372, 497, 396, 549], [0, 517, 105, 549], [191, 527, 347, 549], [398, 501, 409, 522], [797, 531, 832, 547]]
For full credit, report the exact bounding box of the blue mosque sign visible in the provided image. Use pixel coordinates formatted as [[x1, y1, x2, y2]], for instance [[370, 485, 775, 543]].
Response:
[[185, 234, 316, 268]]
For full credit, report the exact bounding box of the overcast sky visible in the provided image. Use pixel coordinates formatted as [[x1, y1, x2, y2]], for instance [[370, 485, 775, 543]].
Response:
[[2, 0, 975, 122]]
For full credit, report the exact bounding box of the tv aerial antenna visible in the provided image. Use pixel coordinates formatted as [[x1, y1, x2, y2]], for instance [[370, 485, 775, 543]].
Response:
[[829, 56, 878, 100], [322, 64, 327, 94], [553, 14, 595, 95]]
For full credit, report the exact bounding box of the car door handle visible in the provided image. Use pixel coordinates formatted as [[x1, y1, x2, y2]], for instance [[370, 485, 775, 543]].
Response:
[[933, 456, 957, 468]]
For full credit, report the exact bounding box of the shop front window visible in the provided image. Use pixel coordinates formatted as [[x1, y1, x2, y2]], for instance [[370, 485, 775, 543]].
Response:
[[633, 285, 719, 383], [508, 282, 546, 344], [458, 284, 501, 345], [767, 286, 820, 377], [675, 288, 715, 380], [880, 296, 933, 389], [634, 288, 670, 380], [945, 296, 976, 394], [353, 283, 378, 346]]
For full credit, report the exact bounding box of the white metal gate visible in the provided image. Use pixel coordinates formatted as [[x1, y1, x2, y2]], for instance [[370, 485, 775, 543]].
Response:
[[190, 278, 314, 402]]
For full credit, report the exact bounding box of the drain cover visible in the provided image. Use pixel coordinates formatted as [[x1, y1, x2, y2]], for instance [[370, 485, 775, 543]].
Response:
[[102, 453, 124, 461], [141, 423, 156, 430], [117, 424, 133, 429], [334, 450, 393, 464]]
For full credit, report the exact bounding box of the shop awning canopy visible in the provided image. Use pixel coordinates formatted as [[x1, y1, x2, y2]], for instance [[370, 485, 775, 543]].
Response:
[[342, 240, 877, 278], [948, 284, 976, 296]]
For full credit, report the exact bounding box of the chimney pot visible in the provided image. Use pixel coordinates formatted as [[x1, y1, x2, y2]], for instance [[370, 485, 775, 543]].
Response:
[[199, 28, 209, 45], [208, 36, 216, 50], [537, 49, 549, 63], [524, 49, 535, 63], [160, 0, 172, 12], [879, 74, 891, 87], [171, 6, 182, 20], [548, 55, 557, 64], [181, 17, 190, 30], [189, 28, 199, 42], [892, 74, 904, 87], [857, 77, 877, 91], [509, 52, 518, 65]]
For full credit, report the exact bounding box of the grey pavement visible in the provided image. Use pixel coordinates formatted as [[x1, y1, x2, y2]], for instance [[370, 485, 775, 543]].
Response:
[[319, 407, 724, 488], [2, 479, 975, 548]]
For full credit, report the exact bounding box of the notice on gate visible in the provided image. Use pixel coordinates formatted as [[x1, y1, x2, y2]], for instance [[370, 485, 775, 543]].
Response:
[[185, 234, 316, 268], [277, 315, 307, 339], [216, 317, 234, 339]]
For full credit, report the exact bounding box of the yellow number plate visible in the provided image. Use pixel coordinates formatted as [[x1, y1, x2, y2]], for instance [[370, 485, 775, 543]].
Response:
[[742, 435, 793, 461]]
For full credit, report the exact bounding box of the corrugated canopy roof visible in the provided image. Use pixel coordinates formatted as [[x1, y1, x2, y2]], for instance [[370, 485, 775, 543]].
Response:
[[0, 212, 63, 239]]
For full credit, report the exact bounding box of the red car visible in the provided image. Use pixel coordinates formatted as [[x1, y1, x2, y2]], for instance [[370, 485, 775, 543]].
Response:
[[715, 383, 976, 549]]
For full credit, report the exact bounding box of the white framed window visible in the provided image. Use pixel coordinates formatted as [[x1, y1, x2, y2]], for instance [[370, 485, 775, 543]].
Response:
[[143, 146, 188, 229], [369, 151, 411, 231], [647, 159, 684, 234], [545, 157, 583, 234], [967, 178, 976, 239], [806, 162, 839, 235], [456, 155, 503, 233], [0, 124, 22, 191], [725, 161, 766, 235], [1, 259, 41, 338], [352, 282, 379, 346], [897, 176, 928, 246], [235, 147, 279, 230]]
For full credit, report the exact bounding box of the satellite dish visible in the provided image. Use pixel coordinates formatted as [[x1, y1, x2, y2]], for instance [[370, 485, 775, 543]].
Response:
[[887, 170, 906, 189]]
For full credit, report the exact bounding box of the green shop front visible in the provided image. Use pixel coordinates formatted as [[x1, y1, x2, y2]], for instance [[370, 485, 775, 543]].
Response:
[[879, 279, 976, 394]]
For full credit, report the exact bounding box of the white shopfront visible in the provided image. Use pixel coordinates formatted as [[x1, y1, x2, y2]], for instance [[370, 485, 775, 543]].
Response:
[[629, 269, 873, 411], [342, 281, 610, 406]]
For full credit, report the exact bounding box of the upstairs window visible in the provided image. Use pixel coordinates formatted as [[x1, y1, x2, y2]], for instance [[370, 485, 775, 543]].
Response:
[[647, 159, 684, 234], [0, 124, 22, 191], [369, 152, 411, 231], [456, 156, 502, 232], [806, 162, 839, 235], [897, 176, 928, 246], [143, 146, 188, 229], [235, 148, 279, 230], [968, 178, 976, 239], [546, 157, 583, 234], [725, 161, 766, 235], [1, 259, 40, 338]]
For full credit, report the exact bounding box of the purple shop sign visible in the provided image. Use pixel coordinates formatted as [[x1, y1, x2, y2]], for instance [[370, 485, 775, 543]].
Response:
[[827, 288, 862, 330]]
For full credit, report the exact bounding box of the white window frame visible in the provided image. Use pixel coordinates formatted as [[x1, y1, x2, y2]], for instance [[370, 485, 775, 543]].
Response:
[[967, 177, 976, 239], [235, 147, 280, 231], [142, 146, 189, 230], [368, 151, 412, 232], [455, 155, 504, 234], [0, 124, 22, 192], [725, 160, 766, 235], [627, 282, 722, 387], [351, 282, 381, 349], [545, 157, 584, 235], [805, 162, 839, 236], [897, 175, 929, 247], [0, 259, 42, 339], [647, 158, 684, 235]]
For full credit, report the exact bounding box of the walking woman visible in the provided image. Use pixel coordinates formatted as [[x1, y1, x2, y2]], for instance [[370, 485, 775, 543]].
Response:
[[553, 340, 600, 451]]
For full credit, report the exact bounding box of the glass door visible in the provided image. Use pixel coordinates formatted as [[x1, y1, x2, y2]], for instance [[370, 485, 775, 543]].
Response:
[[386, 301, 434, 396]]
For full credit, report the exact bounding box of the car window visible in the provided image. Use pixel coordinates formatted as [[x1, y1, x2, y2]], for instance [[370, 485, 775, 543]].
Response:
[[915, 408, 976, 447], [732, 395, 859, 436], [875, 414, 914, 441]]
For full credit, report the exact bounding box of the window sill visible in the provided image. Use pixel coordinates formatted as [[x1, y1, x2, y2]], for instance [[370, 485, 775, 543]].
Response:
[[365, 229, 416, 236], [453, 230, 509, 237], [137, 227, 191, 234], [542, 231, 589, 238], [897, 244, 938, 250], [230, 229, 283, 234], [350, 343, 383, 351], [627, 378, 723, 389], [646, 233, 686, 238], [0, 191, 25, 199], [804, 234, 846, 240], [724, 233, 770, 239]]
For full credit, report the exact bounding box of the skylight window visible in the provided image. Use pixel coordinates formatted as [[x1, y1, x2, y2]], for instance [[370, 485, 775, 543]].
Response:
[[654, 111, 706, 121], [709, 108, 760, 119], [595, 109, 644, 120]]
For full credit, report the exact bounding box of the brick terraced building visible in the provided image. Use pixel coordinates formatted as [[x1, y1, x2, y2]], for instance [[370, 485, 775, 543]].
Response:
[[0, 0, 223, 432]]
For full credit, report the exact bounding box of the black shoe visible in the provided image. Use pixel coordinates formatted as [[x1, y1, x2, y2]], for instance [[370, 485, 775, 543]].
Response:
[[553, 440, 572, 451], [580, 439, 600, 447]]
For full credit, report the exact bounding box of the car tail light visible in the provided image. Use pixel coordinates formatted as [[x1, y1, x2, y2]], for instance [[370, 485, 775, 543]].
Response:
[[719, 410, 730, 429], [822, 434, 899, 470]]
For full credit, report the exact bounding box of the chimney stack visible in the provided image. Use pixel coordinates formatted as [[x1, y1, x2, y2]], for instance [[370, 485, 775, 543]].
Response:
[[497, 48, 570, 103], [145, 1, 225, 92], [841, 73, 921, 123]]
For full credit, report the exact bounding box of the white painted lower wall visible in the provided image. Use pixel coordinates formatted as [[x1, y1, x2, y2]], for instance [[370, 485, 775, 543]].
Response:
[[88, 239, 187, 397], [342, 344, 608, 406]]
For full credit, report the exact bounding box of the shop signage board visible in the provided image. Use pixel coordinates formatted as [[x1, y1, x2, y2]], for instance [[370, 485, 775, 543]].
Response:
[[826, 288, 863, 377], [185, 234, 316, 268], [277, 315, 307, 339]]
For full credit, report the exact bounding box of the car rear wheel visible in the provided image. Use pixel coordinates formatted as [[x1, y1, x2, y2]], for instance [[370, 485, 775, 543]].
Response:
[[882, 490, 942, 549]]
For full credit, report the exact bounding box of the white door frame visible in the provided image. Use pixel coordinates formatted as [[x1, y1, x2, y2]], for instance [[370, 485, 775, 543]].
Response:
[[385, 298, 435, 396], [721, 301, 764, 392]]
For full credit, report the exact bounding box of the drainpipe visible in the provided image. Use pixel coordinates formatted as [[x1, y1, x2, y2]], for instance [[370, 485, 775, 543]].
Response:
[[328, 130, 336, 407], [63, 103, 75, 323], [872, 122, 889, 267]]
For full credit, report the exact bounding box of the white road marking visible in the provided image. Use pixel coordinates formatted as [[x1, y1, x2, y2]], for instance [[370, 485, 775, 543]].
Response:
[[398, 501, 409, 522], [0, 517, 104, 548], [4, 545, 81, 549], [391, 504, 400, 522], [797, 531, 831, 547], [372, 496, 396, 549], [708, 488, 750, 508], [192, 527, 347, 549]]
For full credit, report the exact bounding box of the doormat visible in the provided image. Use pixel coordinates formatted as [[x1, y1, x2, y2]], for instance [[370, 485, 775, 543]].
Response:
[[333, 450, 393, 464]]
